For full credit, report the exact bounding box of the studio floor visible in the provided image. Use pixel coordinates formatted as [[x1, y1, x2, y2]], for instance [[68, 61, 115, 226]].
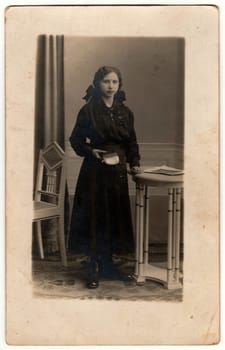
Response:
[[32, 253, 183, 301]]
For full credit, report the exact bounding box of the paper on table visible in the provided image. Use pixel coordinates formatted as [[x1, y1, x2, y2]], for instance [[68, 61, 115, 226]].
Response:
[[143, 165, 184, 176]]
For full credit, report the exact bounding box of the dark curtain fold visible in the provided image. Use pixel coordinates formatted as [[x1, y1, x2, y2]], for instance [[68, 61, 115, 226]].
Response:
[[34, 34, 69, 254], [34, 35, 65, 150]]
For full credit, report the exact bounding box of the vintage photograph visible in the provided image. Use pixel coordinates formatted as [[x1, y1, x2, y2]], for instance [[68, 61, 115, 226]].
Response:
[[6, 5, 219, 345], [32, 35, 184, 300]]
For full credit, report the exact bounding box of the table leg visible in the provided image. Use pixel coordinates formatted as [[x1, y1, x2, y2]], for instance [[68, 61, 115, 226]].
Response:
[[167, 188, 173, 284], [175, 188, 182, 282], [172, 189, 177, 271], [134, 184, 140, 276], [144, 186, 150, 265], [138, 184, 145, 280]]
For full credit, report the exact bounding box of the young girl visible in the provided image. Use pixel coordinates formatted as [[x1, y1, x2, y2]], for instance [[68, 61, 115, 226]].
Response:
[[69, 66, 141, 289]]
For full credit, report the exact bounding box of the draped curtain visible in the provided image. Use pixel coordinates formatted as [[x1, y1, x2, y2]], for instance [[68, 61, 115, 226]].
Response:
[[34, 35, 69, 254]]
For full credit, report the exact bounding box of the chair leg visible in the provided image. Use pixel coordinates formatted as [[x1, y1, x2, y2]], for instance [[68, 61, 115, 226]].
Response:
[[58, 216, 68, 267], [36, 221, 44, 259]]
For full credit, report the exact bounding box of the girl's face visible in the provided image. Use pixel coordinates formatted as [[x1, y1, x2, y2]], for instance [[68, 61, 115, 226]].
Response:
[[98, 72, 120, 98]]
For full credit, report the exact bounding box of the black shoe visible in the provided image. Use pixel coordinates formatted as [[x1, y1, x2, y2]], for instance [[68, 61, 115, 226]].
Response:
[[121, 273, 134, 282], [87, 257, 99, 289], [87, 280, 99, 289]]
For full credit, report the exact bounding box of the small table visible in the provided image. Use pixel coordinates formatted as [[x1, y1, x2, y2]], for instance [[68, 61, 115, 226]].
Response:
[[133, 169, 183, 289]]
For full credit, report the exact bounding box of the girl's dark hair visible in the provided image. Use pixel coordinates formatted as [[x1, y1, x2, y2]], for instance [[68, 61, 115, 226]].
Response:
[[83, 66, 126, 102], [93, 66, 122, 89]]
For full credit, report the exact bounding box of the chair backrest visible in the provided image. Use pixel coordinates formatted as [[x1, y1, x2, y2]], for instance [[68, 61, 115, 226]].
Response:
[[34, 142, 66, 209]]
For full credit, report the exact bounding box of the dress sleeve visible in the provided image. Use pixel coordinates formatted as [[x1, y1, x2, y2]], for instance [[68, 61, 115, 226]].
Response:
[[69, 108, 93, 157], [126, 110, 141, 168]]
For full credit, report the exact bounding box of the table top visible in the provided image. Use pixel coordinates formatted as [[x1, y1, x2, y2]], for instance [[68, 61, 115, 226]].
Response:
[[133, 166, 184, 188]]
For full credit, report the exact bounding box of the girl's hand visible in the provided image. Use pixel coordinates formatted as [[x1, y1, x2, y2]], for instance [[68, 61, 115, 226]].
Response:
[[130, 166, 141, 175], [92, 149, 106, 159]]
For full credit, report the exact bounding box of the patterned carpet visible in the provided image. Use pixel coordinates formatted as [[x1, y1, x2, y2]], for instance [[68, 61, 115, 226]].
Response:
[[32, 254, 183, 301]]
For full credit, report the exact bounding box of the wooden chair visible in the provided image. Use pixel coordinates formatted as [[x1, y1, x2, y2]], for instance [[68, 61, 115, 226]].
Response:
[[33, 141, 67, 267]]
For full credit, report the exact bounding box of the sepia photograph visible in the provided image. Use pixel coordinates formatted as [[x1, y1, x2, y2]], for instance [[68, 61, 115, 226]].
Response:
[[32, 35, 184, 301], [5, 5, 219, 345]]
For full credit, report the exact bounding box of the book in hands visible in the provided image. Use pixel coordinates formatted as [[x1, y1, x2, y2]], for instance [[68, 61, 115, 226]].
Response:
[[101, 152, 119, 165]]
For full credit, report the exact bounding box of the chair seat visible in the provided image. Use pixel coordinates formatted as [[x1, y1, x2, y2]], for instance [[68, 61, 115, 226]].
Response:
[[34, 201, 56, 210], [33, 200, 60, 221]]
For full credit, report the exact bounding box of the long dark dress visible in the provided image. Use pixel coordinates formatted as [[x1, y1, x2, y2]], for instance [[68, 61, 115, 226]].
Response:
[[69, 96, 140, 258]]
